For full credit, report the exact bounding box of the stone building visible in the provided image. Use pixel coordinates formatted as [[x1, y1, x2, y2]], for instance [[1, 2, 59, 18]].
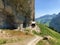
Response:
[[0, 0, 35, 30]]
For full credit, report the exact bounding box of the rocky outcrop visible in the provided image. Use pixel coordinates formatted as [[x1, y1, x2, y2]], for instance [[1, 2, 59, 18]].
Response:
[[0, 0, 35, 29], [0, 0, 4, 9]]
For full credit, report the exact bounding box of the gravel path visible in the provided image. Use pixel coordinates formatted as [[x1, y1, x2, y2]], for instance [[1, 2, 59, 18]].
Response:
[[3, 35, 43, 45], [27, 35, 43, 45], [3, 36, 35, 45]]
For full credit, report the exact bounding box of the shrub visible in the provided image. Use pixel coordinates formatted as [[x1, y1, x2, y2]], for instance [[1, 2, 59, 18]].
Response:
[[25, 28, 30, 35], [32, 30, 40, 35], [0, 39, 6, 44]]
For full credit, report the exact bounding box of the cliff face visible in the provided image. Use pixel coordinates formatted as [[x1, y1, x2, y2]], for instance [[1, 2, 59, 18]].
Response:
[[0, 0, 4, 9], [0, 0, 35, 29]]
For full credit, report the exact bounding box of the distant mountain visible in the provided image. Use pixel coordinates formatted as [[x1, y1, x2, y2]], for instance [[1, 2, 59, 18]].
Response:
[[36, 12, 60, 32], [49, 13, 60, 32], [35, 14, 56, 26]]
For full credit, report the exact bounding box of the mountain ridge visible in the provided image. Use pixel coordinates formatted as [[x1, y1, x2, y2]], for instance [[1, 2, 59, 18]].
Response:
[[36, 12, 60, 32], [35, 14, 56, 26]]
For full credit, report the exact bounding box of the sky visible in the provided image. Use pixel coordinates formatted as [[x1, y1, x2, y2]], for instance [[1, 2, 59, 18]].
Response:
[[35, 0, 60, 18]]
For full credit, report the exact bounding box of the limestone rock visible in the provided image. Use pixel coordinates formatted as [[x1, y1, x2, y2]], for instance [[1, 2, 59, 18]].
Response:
[[0, 0, 4, 11], [0, 0, 35, 29], [0, 0, 4, 8]]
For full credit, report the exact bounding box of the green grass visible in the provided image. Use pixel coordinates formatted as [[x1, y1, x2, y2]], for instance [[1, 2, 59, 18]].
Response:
[[37, 39, 60, 45], [0, 39, 6, 44], [36, 23, 60, 45], [0, 38, 21, 45], [37, 40, 50, 45]]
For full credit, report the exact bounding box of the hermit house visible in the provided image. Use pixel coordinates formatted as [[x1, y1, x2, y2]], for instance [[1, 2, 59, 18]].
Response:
[[0, 0, 35, 30]]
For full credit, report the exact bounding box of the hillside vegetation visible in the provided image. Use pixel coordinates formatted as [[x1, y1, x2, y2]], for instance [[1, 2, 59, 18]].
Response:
[[36, 23, 60, 45], [36, 13, 60, 32]]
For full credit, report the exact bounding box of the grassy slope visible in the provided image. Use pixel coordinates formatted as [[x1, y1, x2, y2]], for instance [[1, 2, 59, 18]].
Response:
[[36, 23, 60, 45]]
